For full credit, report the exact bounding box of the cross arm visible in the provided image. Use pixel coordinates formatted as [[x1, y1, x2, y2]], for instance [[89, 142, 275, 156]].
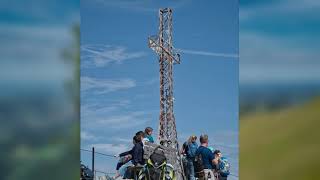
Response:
[[148, 35, 181, 64]]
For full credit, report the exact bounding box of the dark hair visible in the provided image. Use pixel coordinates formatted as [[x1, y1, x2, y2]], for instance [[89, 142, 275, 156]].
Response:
[[213, 150, 221, 155], [134, 134, 142, 143], [136, 131, 144, 136], [133, 136, 137, 144], [145, 127, 153, 133], [200, 134, 209, 144]]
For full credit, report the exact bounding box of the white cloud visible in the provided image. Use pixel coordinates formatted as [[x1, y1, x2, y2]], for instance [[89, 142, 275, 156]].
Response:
[[88, 143, 129, 155], [81, 76, 136, 94], [81, 100, 131, 123], [95, 111, 149, 129], [113, 137, 134, 144], [178, 49, 239, 58], [81, 131, 99, 141], [81, 44, 147, 68], [81, 98, 151, 131], [82, 100, 130, 114], [82, 109, 151, 131]]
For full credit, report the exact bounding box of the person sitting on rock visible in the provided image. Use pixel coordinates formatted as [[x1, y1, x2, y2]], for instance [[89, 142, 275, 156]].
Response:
[[114, 136, 137, 179]]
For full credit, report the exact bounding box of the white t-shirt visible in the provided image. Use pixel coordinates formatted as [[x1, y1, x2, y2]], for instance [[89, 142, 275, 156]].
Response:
[[142, 137, 150, 146]]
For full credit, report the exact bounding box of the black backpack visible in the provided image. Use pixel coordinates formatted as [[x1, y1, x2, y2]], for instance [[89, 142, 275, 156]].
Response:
[[147, 147, 167, 180], [193, 153, 205, 178], [149, 147, 166, 167]]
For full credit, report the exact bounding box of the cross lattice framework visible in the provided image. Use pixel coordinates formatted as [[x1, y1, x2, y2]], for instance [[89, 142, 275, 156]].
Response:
[[148, 8, 181, 149]]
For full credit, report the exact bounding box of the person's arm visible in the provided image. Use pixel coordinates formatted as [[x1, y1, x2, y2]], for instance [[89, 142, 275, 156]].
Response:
[[182, 142, 188, 154], [119, 149, 133, 157], [181, 142, 186, 154], [149, 136, 154, 143], [209, 151, 216, 166]]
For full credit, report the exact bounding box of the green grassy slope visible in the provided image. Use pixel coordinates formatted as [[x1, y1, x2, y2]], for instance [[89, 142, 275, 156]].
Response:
[[240, 97, 320, 180]]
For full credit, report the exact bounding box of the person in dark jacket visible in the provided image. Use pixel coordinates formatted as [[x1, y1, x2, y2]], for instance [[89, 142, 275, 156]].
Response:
[[195, 134, 215, 180], [131, 133, 145, 165], [114, 134, 144, 178], [123, 133, 145, 179]]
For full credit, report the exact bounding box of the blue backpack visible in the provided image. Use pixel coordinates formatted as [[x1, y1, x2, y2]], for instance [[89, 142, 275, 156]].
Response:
[[219, 157, 230, 177], [187, 142, 198, 158]]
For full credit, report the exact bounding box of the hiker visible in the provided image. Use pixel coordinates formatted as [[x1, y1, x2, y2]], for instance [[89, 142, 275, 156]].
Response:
[[136, 130, 145, 140], [144, 127, 155, 143], [182, 135, 198, 180], [123, 133, 145, 179], [136, 130, 148, 146], [131, 132, 145, 166], [194, 134, 215, 180], [114, 136, 137, 179], [213, 150, 230, 180], [117, 133, 145, 179]]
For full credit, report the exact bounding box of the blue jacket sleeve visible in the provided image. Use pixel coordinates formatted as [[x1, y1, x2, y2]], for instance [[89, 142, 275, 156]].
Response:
[[208, 149, 214, 161]]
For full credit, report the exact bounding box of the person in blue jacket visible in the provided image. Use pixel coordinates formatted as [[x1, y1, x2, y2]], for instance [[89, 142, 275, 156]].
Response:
[[195, 134, 215, 179], [182, 135, 198, 180]]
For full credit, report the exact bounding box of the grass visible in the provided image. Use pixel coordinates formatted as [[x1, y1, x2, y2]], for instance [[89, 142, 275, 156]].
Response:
[[240, 97, 320, 179]]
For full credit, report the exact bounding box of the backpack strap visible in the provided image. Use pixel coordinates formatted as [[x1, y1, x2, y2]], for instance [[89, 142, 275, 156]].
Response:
[[149, 145, 165, 159], [151, 145, 161, 154]]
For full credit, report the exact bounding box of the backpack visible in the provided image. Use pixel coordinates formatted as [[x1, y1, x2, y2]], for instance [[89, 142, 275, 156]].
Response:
[[149, 147, 166, 167], [193, 152, 204, 178], [218, 157, 230, 177], [147, 147, 168, 180], [187, 142, 198, 158]]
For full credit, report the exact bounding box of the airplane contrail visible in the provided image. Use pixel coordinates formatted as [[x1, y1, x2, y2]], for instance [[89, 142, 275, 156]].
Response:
[[178, 49, 239, 58]]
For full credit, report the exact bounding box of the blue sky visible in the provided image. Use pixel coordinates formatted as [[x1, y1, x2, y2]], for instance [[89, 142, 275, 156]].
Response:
[[240, 0, 320, 84], [81, 0, 238, 177]]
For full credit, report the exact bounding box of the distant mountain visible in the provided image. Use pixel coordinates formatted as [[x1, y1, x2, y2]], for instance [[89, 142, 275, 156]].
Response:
[[240, 82, 320, 115]]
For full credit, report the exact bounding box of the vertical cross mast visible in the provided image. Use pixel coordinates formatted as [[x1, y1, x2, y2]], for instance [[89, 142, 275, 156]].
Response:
[[148, 8, 185, 179], [148, 8, 181, 149]]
